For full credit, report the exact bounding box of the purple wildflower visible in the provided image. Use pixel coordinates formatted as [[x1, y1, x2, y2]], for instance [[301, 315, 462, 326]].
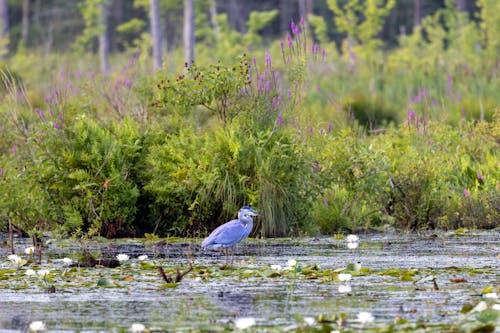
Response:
[[463, 189, 470, 197], [287, 34, 294, 50], [309, 127, 313, 134], [265, 80, 271, 94], [291, 21, 299, 35], [287, 89, 292, 99], [323, 196, 328, 207], [272, 96, 277, 109], [0, 168, 4, 176], [277, 113, 283, 127], [53, 122, 61, 130], [12, 145, 17, 154], [35, 108, 45, 120], [265, 52, 272, 68], [123, 79, 132, 89], [57, 114, 63, 121], [327, 123, 332, 133], [477, 173, 485, 182]]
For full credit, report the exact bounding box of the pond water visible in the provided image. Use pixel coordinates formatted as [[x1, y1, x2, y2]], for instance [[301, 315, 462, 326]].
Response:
[[0, 231, 498, 332]]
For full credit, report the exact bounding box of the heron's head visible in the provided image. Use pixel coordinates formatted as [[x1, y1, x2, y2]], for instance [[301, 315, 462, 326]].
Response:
[[240, 206, 259, 217]]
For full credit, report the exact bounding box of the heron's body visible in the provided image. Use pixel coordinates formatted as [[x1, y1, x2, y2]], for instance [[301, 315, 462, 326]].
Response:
[[202, 206, 258, 250]]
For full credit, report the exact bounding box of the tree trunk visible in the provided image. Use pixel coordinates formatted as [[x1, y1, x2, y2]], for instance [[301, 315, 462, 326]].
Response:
[[209, 0, 220, 41], [456, 0, 467, 12], [21, 0, 29, 47], [280, 0, 291, 34], [0, 0, 8, 58], [413, 0, 422, 26], [183, 0, 195, 65], [99, 0, 110, 73], [150, 0, 162, 70]]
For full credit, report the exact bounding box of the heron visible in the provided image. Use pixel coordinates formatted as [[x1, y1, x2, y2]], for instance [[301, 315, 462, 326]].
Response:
[[202, 206, 259, 254]]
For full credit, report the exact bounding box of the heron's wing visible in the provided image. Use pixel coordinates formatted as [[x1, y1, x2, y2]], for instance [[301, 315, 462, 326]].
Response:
[[202, 220, 249, 248]]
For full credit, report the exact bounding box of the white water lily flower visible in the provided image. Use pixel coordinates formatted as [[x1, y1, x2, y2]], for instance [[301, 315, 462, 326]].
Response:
[[8, 254, 21, 263], [62, 257, 73, 265], [346, 234, 359, 243], [347, 242, 359, 249], [138, 255, 148, 261], [26, 269, 36, 277], [286, 259, 297, 267], [303, 317, 315, 325], [234, 317, 256, 330], [338, 284, 352, 293], [483, 292, 498, 299], [357, 311, 375, 324], [37, 269, 50, 278], [130, 323, 146, 332], [116, 254, 130, 262], [471, 301, 488, 312], [24, 247, 35, 255], [270, 264, 282, 271], [338, 273, 352, 282], [29, 321, 46, 332]]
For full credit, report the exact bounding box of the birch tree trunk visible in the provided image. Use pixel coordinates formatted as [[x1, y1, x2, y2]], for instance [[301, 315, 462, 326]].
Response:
[[99, 0, 110, 73], [413, 0, 422, 26], [21, 0, 29, 47], [150, 0, 162, 70], [184, 0, 195, 65]]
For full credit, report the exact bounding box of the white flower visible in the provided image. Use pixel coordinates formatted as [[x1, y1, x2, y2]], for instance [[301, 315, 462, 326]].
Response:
[[37, 269, 50, 278], [234, 317, 256, 330], [130, 323, 146, 333], [347, 242, 359, 249], [8, 254, 22, 263], [338, 284, 352, 293], [26, 269, 36, 277], [303, 317, 315, 325], [138, 255, 148, 261], [357, 311, 374, 324], [492, 304, 500, 311], [346, 234, 359, 243], [116, 254, 130, 262], [29, 321, 46, 332], [483, 293, 498, 299], [24, 247, 35, 255], [62, 257, 73, 265], [471, 301, 488, 312], [270, 264, 282, 271], [286, 259, 297, 267], [338, 273, 352, 282]]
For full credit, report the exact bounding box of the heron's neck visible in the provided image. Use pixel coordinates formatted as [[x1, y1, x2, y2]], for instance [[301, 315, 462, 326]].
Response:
[[238, 213, 254, 226]]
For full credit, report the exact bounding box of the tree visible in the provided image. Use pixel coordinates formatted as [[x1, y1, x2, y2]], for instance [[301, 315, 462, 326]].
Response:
[[21, 0, 29, 47], [150, 0, 162, 70], [99, 0, 110, 73], [183, 0, 195, 64], [456, 0, 467, 12], [414, 0, 422, 26], [0, 0, 8, 58]]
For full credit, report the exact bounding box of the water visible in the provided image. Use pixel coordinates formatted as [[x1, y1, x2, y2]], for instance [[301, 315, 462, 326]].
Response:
[[0, 231, 498, 332]]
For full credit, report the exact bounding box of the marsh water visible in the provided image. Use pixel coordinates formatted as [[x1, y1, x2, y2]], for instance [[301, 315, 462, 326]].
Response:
[[0, 231, 498, 332]]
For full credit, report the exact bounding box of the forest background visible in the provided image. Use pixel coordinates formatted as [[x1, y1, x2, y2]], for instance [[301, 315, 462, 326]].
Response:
[[0, 0, 499, 241]]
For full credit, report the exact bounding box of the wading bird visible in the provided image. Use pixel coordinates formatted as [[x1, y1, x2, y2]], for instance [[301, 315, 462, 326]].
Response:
[[202, 206, 259, 254]]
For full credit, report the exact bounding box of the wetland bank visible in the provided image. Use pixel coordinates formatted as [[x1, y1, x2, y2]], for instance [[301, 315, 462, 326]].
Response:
[[0, 231, 499, 332]]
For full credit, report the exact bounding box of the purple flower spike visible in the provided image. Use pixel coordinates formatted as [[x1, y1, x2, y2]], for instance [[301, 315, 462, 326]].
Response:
[[265, 52, 272, 68], [265, 80, 271, 93], [323, 196, 328, 207], [463, 189, 470, 197], [277, 113, 283, 127], [12, 145, 17, 154], [53, 122, 61, 130], [35, 108, 45, 120], [287, 89, 292, 99], [309, 127, 313, 134], [327, 123, 332, 133], [0, 168, 4, 176]]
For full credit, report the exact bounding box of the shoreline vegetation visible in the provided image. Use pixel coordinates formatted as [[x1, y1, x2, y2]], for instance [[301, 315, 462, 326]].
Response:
[[1, 2, 499, 240]]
